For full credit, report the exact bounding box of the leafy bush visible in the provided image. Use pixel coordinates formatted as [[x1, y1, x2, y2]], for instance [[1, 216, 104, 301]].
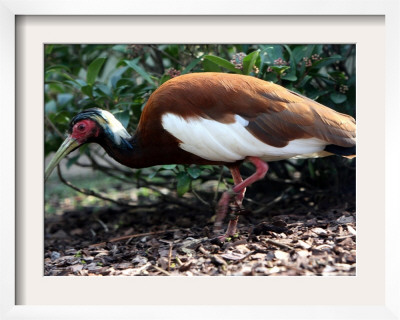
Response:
[[45, 44, 355, 197]]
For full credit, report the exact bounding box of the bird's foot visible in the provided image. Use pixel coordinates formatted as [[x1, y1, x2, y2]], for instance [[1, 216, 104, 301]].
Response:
[[216, 217, 239, 241], [213, 188, 238, 234]]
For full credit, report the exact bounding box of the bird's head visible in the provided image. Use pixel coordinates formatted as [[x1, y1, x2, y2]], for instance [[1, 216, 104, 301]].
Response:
[[44, 108, 132, 181]]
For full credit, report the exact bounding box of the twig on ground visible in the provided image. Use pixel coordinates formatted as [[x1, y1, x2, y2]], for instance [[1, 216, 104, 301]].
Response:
[[57, 165, 138, 207], [152, 265, 171, 276], [335, 234, 356, 240], [213, 166, 225, 203], [167, 243, 173, 272], [56, 164, 203, 211], [89, 229, 182, 247], [263, 238, 294, 251], [198, 246, 210, 256], [251, 186, 293, 214], [235, 250, 255, 263], [267, 176, 315, 190], [175, 256, 183, 267], [143, 183, 204, 211], [192, 189, 211, 207], [96, 218, 109, 232]]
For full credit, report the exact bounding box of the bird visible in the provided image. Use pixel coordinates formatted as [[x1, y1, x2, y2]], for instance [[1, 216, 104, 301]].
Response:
[[45, 72, 356, 239]]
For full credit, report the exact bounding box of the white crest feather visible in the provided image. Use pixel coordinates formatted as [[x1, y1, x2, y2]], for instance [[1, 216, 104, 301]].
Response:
[[99, 110, 131, 145]]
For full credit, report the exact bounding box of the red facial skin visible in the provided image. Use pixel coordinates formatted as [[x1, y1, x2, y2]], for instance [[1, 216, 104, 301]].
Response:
[[70, 119, 100, 144]]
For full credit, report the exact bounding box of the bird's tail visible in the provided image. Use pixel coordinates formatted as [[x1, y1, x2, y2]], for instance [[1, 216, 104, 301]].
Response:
[[324, 144, 356, 159]]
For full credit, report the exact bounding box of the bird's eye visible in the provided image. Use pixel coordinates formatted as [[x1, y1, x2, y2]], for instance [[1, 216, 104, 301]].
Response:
[[77, 123, 86, 131]]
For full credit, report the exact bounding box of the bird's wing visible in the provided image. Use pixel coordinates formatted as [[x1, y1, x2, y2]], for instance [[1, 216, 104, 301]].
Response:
[[141, 73, 356, 163], [177, 73, 356, 149], [241, 87, 356, 148]]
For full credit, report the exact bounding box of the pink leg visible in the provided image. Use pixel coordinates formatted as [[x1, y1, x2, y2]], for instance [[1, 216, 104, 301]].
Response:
[[221, 167, 244, 239], [232, 157, 269, 194], [214, 157, 269, 238], [230, 166, 245, 205]]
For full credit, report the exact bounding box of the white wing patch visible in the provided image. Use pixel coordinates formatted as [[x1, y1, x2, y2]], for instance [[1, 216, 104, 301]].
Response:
[[234, 114, 249, 127], [161, 113, 328, 162], [99, 110, 131, 145]]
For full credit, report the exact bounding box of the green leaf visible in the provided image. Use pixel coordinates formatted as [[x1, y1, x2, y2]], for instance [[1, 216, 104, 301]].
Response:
[[94, 84, 113, 98], [112, 45, 128, 53], [199, 165, 215, 171], [79, 144, 90, 155], [58, 72, 79, 83], [187, 167, 202, 179], [242, 50, 260, 75], [75, 79, 88, 87], [159, 74, 171, 85], [281, 73, 297, 81], [329, 71, 347, 81], [87, 57, 106, 85], [306, 89, 330, 100], [176, 172, 191, 197], [148, 169, 159, 179], [130, 103, 143, 119], [111, 66, 129, 88], [260, 45, 283, 65], [45, 64, 71, 73], [292, 45, 315, 65], [292, 45, 315, 75], [113, 109, 130, 128], [311, 55, 343, 69], [116, 78, 134, 88], [45, 100, 57, 114], [81, 85, 93, 98], [166, 44, 179, 57], [314, 44, 324, 55], [263, 72, 278, 83], [45, 45, 54, 55], [282, 45, 297, 82], [269, 66, 290, 74], [59, 77, 86, 90], [66, 154, 80, 169], [182, 57, 203, 74], [203, 59, 222, 72], [298, 75, 312, 87], [57, 93, 74, 106], [313, 73, 336, 85], [203, 55, 242, 74], [330, 92, 347, 104], [53, 111, 70, 124], [162, 164, 177, 170], [124, 59, 155, 86]]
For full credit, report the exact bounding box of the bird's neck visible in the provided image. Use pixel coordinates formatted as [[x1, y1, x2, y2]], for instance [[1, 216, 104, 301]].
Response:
[[97, 133, 158, 169]]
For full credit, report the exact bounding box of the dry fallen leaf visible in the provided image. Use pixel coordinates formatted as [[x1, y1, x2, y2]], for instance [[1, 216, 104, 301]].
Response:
[[220, 252, 246, 261], [297, 240, 312, 249]]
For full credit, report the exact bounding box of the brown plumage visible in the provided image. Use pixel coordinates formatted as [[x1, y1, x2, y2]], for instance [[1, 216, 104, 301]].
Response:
[[138, 73, 355, 159], [45, 72, 356, 239]]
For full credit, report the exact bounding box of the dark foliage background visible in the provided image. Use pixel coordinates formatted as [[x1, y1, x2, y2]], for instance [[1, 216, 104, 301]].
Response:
[[44, 44, 355, 208]]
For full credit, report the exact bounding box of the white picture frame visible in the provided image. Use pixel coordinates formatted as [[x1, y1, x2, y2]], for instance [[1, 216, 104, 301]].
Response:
[[1, 1, 399, 319]]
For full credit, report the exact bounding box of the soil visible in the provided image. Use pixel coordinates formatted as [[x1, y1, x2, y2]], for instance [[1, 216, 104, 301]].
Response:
[[44, 180, 356, 276]]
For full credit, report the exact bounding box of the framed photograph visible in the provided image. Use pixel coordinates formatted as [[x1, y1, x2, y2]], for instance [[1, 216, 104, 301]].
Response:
[[1, 1, 399, 319]]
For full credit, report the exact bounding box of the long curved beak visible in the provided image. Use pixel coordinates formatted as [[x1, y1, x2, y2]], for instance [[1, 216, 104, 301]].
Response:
[[44, 135, 81, 181]]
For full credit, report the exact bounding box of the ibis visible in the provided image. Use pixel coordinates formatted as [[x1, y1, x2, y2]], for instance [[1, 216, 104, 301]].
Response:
[[45, 72, 356, 238]]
